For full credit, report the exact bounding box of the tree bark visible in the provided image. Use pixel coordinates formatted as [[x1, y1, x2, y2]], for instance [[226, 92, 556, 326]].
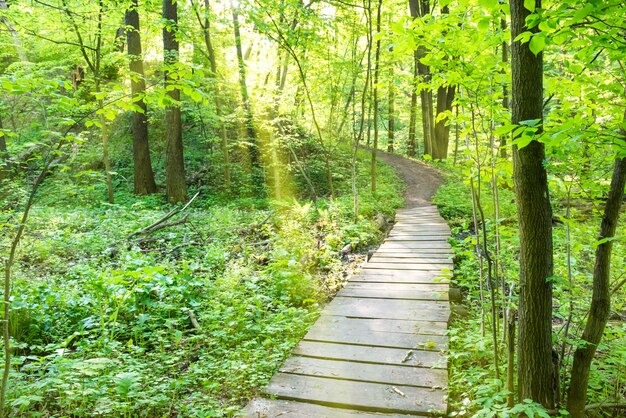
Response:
[[409, 0, 435, 157], [432, 5, 455, 160], [500, 16, 509, 159], [433, 84, 455, 159], [200, 0, 230, 190], [163, 0, 187, 203], [387, 66, 395, 153], [125, 0, 157, 195], [407, 49, 419, 157], [511, 0, 556, 409], [232, 6, 260, 171], [567, 113, 626, 417], [370, 0, 382, 193]]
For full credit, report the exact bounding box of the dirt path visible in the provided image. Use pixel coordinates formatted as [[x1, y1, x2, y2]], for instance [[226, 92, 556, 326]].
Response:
[[376, 150, 444, 208]]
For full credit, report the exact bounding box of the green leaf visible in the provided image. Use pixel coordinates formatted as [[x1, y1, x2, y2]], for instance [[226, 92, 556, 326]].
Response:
[[478, 18, 491, 32], [524, 0, 536, 12], [529, 33, 545, 55], [478, 0, 498, 9]]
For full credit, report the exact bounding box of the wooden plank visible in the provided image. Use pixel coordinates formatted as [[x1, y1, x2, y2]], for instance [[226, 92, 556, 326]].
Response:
[[292, 340, 448, 369], [363, 262, 452, 271], [280, 357, 448, 388], [349, 267, 452, 283], [304, 322, 448, 350], [350, 275, 450, 285], [338, 287, 448, 301], [388, 231, 450, 237], [378, 242, 451, 249], [385, 236, 450, 241], [369, 253, 452, 260], [374, 248, 453, 255], [324, 297, 450, 321], [266, 374, 447, 416], [343, 282, 449, 292], [369, 256, 453, 264], [316, 315, 448, 335], [245, 398, 421, 418]]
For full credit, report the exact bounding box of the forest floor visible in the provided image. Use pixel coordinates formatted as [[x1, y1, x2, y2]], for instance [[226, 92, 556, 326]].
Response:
[[375, 150, 444, 208]]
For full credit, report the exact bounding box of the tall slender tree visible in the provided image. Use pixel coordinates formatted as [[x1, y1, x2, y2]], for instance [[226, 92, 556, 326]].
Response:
[[409, 0, 435, 156], [125, 0, 157, 195], [192, 0, 231, 190], [567, 115, 626, 417], [510, 0, 556, 408], [370, 0, 382, 193], [232, 4, 261, 172], [163, 0, 187, 202]]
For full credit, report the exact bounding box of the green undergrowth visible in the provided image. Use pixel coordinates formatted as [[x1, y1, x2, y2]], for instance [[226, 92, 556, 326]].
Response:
[[434, 167, 626, 417], [4, 148, 403, 417]]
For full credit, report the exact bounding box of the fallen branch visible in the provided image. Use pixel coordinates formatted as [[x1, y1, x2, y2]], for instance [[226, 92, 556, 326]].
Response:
[[127, 192, 199, 241]]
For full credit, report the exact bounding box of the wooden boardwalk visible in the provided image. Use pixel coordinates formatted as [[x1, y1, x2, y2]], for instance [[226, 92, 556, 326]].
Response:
[[246, 205, 452, 417]]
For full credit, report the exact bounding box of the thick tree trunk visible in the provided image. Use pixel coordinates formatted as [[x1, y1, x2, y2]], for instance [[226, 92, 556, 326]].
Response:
[[409, 0, 434, 157], [433, 85, 455, 159], [163, 0, 187, 203], [387, 67, 395, 153], [567, 115, 626, 417], [126, 0, 157, 195], [432, 5, 455, 160], [232, 7, 260, 170], [511, 0, 556, 409]]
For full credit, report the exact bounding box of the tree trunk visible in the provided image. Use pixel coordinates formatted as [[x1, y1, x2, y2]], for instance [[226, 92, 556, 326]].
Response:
[[500, 16, 509, 159], [387, 66, 395, 153], [201, 0, 230, 190], [126, 0, 157, 195], [432, 5, 455, 160], [407, 49, 419, 157], [0, 115, 8, 184], [370, 0, 382, 193], [511, 0, 556, 409], [567, 114, 626, 417], [163, 0, 187, 203], [232, 6, 260, 171], [433, 84, 455, 159], [409, 0, 434, 157]]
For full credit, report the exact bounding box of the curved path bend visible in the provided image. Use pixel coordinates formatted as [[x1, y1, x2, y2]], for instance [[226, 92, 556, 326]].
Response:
[[246, 152, 451, 417]]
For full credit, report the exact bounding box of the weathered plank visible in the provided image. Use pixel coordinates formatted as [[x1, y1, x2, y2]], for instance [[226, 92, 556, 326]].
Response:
[[385, 236, 449, 241], [343, 282, 450, 292], [379, 242, 451, 249], [292, 340, 448, 369], [266, 374, 447, 416], [339, 287, 448, 301], [304, 322, 448, 350], [315, 314, 449, 335], [280, 357, 448, 388], [364, 262, 451, 271], [350, 275, 450, 284], [246, 398, 422, 418], [369, 254, 454, 266], [324, 297, 450, 321]]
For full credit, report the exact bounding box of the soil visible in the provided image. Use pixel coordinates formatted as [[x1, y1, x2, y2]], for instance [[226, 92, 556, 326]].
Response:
[[376, 150, 444, 208]]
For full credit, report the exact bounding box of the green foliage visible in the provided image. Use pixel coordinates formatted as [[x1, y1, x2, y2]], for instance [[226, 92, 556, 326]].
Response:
[[2, 143, 402, 416]]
